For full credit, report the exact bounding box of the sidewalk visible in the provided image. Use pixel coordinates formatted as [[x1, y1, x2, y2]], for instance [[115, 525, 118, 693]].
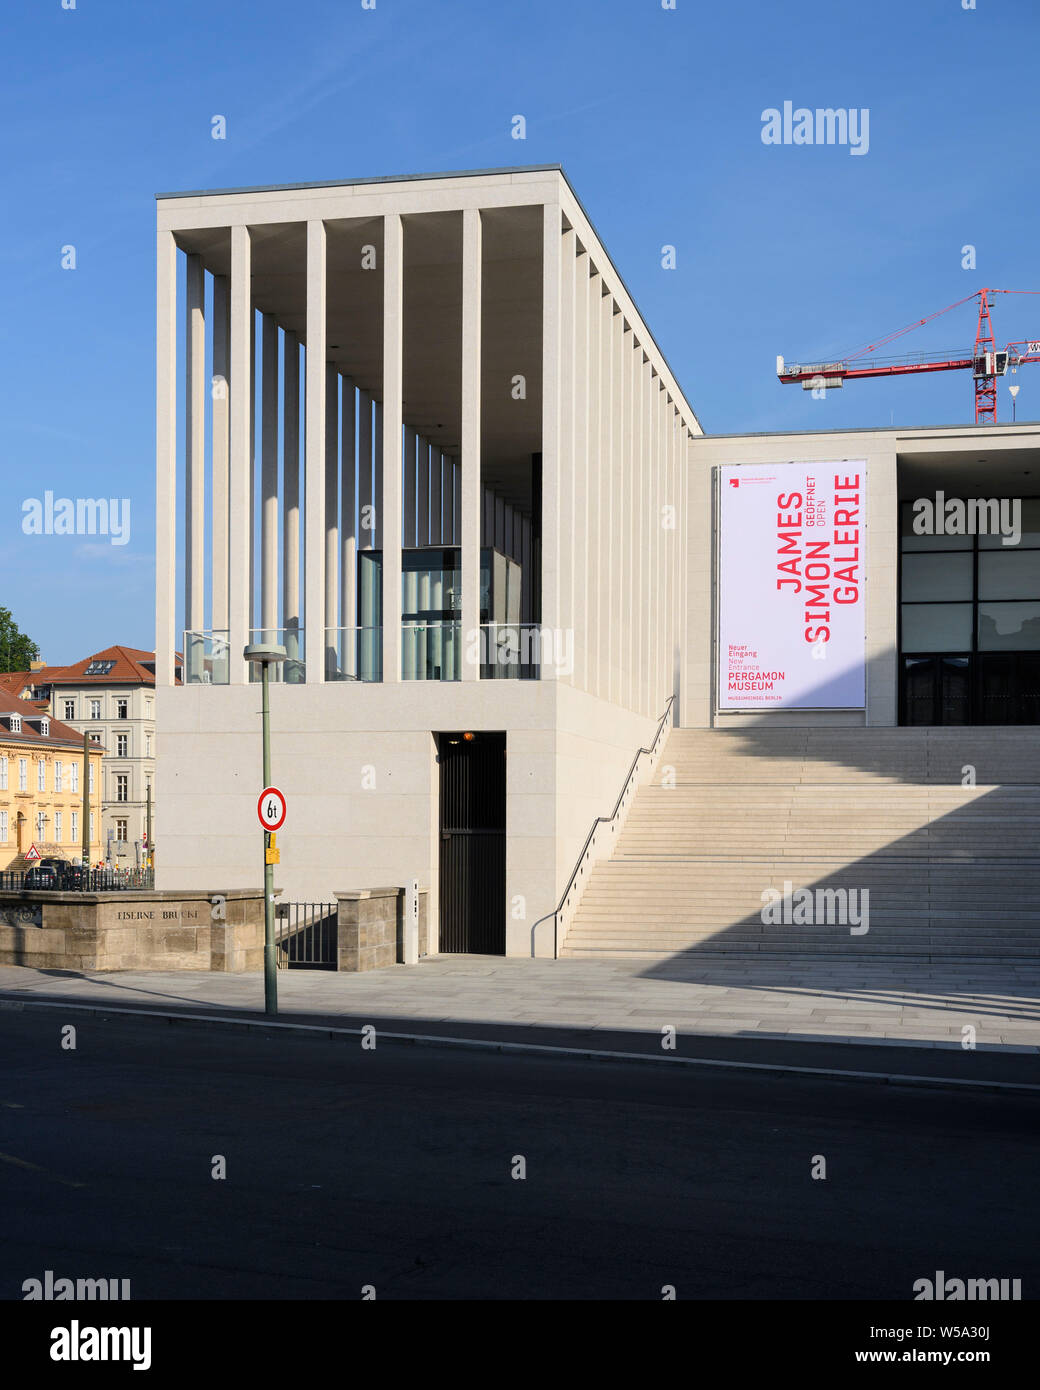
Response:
[[2, 954, 1038, 1087]]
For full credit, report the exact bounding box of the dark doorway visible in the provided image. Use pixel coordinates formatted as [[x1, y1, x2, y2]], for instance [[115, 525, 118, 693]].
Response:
[[901, 656, 970, 725], [437, 732, 506, 953]]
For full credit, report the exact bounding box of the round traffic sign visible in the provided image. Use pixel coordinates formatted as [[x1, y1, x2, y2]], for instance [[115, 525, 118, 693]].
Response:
[[257, 787, 286, 831]]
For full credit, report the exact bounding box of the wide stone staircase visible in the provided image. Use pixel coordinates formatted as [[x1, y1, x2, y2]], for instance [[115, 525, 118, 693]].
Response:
[[562, 728, 1040, 960]]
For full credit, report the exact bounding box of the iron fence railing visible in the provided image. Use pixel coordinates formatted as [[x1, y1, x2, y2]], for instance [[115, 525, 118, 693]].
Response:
[[275, 902, 338, 969], [0, 866, 156, 893]]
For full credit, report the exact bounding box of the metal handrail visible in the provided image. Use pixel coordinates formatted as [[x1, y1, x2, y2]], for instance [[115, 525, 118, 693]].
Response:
[[532, 694, 676, 959]]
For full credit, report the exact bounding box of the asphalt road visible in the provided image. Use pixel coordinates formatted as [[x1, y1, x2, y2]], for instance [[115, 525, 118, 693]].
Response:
[[2, 1009, 1038, 1300]]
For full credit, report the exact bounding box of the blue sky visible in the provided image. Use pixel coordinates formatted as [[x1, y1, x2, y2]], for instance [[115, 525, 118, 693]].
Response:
[[2, 0, 1038, 661]]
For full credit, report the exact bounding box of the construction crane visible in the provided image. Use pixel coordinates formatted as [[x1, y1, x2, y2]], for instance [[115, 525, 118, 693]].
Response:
[[777, 289, 1040, 423]]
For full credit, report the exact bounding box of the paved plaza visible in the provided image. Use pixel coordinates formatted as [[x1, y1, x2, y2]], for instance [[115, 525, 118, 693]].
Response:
[[1, 954, 1037, 1054]]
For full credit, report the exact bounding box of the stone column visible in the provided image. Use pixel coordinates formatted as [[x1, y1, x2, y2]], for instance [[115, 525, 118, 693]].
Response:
[[540, 205, 563, 681], [282, 330, 301, 664], [155, 230, 178, 688], [325, 364, 340, 676], [340, 377, 356, 666], [261, 312, 279, 645], [228, 224, 252, 686], [358, 390, 373, 549], [403, 425, 417, 548], [304, 219, 327, 683], [381, 213, 404, 684], [417, 438, 430, 547], [212, 275, 231, 638], [461, 207, 482, 680], [185, 254, 206, 682]]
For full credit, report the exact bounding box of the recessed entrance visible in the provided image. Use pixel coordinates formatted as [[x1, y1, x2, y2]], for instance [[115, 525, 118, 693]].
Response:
[[437, 732, 506, 953]]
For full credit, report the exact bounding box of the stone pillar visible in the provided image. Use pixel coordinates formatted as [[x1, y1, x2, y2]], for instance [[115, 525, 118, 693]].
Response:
[[461, 207, 482, 680], [283, 330, 301, 664], [185, 254, 206, 681], [212, 275, 231, 636], [403, 424, 417, 548], [228, 224, 252, 686], [417, 438, 430, 547], [358, 390, 373, 549], [261, 312, 279, 644], [304, 219, 327, 683], [540, 205, 563, 680], [325, 363, 340, 676], [381, 213, 404, 685], [340, 377, 356, 663], [155, 229, 178, 688]]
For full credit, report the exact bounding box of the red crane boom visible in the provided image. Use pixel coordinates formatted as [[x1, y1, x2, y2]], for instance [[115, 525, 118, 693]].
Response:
[[777, 289, 1040, 423]]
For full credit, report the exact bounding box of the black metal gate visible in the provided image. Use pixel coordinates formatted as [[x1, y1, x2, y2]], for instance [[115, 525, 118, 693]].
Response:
[[276, 902, 338, 968], [438, 732, 506, 954]]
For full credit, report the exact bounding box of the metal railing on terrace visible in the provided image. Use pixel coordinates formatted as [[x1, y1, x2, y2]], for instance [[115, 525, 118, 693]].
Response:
[[0, 866, 156, 892]]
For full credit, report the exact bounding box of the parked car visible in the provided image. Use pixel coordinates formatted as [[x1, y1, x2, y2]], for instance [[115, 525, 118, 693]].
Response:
[[57, 861, 86, 890], [23, 859, 64, 889]]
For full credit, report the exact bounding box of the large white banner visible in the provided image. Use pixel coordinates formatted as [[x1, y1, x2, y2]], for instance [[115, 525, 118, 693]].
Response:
[[718, 461, 867, 709]]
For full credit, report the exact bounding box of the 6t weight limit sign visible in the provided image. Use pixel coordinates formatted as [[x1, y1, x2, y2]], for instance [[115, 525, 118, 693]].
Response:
[[257, 787, 286, 832]]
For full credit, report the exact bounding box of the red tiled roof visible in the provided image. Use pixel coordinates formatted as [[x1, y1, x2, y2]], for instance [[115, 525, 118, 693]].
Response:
[[0, 688, 102, 751]]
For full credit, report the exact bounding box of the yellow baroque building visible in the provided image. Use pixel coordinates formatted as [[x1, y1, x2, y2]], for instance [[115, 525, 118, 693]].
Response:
[[0, 691, 105, 871]]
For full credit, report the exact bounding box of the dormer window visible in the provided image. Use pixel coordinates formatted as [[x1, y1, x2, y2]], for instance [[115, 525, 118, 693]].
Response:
[[9, 715, 20, 734], [40, 718, 49, 737]]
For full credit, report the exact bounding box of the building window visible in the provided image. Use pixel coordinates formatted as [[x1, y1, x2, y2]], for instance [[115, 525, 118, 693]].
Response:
[[54, 811, 62, 842], [85, 660, 116, 676], [115, 774, 128, 802], [145, 733, 153, 757], [0, 756, 6, 791], [115, 817, 128, 842], [54, 760, 63, 792], [37, 760, 46, 792], [36, 811, 46, 840], [89, 699, 101, 720], [116, 733, 128, 758], [89, 763, 95, 793], [10, 714, 21, 734], [0, 811, 7, 843], [18, 759, 28, 792], [89, 812, 95, 841], [40, 717, 49, 737], [116, 699, 128, 719], [71, 811, 78, 842], [63, 700, 76, 720], [70, 763, 78, 793]]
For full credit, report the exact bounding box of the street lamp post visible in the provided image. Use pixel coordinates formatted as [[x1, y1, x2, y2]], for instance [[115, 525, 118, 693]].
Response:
[[244, 643, 286, 1015]]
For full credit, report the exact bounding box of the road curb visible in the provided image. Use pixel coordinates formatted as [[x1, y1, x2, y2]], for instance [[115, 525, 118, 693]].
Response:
[[2, 993, 1038, 1095]]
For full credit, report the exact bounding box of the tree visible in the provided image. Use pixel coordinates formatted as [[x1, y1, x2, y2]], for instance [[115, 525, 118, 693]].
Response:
[[0, 608, 40, 673]]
